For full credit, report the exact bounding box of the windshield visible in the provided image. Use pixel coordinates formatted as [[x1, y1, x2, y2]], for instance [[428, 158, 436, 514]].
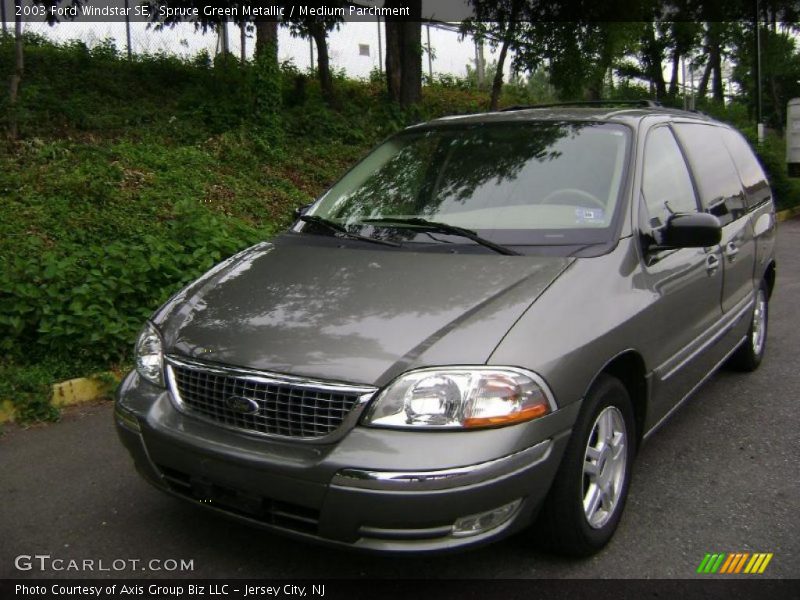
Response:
[[305, 121, 631, 248]]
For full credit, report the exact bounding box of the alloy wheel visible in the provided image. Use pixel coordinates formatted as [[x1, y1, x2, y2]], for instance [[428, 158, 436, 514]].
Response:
[[582, 406, 628, 529]]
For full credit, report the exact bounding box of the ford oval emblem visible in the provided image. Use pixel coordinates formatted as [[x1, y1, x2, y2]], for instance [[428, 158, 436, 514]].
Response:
[[224, 395, 259, 415]]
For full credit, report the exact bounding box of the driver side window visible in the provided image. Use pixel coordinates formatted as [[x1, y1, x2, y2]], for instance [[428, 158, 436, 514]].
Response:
[[641, 126, 699, 230]]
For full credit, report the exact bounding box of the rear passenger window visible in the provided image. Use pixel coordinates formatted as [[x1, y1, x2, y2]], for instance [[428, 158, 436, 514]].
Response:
[[720, 128, 771, 209], [641, 126, 698, 229], [673, 124, 746, 226]]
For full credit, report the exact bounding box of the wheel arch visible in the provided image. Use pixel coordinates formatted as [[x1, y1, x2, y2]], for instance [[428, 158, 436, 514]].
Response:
[[582, 350, 649, 448]]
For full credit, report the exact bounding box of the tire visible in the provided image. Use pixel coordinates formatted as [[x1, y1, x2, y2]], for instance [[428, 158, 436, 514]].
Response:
[[727, 282, 768, 372], [538, 374, 636, 557]]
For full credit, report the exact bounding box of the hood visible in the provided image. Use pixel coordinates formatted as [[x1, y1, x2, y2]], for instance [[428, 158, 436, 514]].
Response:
[[154, 236, 571, 386]]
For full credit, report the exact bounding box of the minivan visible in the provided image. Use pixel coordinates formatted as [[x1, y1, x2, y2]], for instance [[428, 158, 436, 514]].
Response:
[[116, 102, 776, 555]]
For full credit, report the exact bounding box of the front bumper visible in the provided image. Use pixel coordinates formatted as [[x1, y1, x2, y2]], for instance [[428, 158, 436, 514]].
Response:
[[115, 371, 577, 553]]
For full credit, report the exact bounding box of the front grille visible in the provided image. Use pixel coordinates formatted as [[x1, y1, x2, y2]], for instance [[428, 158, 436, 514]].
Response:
[[167, 358, 370, 439]]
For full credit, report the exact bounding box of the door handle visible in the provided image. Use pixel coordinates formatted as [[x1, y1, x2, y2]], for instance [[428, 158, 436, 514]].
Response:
[[725, 242, 739, 260], [706, 253, 720, 274]]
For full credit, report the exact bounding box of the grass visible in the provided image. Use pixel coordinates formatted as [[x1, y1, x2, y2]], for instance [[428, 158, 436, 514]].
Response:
[[0, 35, 486, 423]]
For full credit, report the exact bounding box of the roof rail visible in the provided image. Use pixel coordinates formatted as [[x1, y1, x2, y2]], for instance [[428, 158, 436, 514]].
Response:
[[499, 100, 663, 112]]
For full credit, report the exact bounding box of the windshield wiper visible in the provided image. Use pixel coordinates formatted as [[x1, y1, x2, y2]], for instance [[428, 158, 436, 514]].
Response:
[[298, 215, 400, 248], [362, 217, 519, 256]]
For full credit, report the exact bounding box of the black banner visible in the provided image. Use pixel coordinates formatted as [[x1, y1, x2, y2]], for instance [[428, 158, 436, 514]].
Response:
[[1, 0, 800, 24], [2, 579, 800, 600]]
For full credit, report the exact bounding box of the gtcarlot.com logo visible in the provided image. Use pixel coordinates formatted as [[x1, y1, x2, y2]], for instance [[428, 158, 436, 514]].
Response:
[[696, 552, 773, 574], [14, 554, 194, 572]]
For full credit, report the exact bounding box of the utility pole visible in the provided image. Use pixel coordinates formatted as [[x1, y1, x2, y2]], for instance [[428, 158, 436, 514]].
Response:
[[123, 0, 132, 59], [3, 0, 9, 35], [755, 0, 764, 142], [474, 38, 485, 88], [240, 23, 246, 64], [425, 23, 433, 81], [376, 17, 383, 74], [681, 56, 687, 110]]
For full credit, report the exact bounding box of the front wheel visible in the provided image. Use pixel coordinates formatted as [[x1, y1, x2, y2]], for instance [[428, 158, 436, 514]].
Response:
[[727, 282, 768, 372], [537, 375, 636, 556]]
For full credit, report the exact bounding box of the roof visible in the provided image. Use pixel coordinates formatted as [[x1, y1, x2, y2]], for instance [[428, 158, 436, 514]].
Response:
[[412, 102, 714, 129]]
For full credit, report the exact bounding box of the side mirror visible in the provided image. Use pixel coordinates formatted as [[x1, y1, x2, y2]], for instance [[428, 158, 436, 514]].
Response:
[[293, 203, 313, 219], [660, 212, 722, 249]]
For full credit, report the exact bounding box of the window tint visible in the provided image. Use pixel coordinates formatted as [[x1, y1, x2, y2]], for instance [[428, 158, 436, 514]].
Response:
[[673, 123, 746, 225], [720, 127, 771, 209], [641, 126, 698, 229]]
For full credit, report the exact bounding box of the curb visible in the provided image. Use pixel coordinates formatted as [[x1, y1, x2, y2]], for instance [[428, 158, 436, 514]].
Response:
[[0, 373, 121, 425], [776, 206, 800, 222]]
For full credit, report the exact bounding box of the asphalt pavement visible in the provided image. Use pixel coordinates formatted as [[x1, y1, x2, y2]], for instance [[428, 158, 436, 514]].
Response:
[[2, 220, 799, 580]]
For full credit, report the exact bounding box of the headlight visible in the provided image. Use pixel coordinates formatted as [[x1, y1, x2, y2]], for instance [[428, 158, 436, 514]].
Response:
[[363, 367, 555, 429], [134, 321, 164, 386]]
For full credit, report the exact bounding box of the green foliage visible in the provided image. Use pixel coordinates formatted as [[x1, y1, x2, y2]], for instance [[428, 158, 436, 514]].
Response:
[[0, 35, 486, 423], [0, 201, 263, 365], [0, 363, 60, 424]]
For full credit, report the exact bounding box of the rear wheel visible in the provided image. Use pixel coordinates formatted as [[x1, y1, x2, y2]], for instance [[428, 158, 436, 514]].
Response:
[[727, 282, 768, 372], [538, 374, 635, 556]]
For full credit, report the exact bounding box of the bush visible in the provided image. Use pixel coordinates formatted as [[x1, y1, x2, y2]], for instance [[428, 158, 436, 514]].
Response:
[[0, 201, 261, 367], [0, 363, 60, 424]]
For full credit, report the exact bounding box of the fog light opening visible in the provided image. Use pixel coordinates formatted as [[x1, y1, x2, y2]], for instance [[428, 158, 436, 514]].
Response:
[[451, 499, 522, 538]]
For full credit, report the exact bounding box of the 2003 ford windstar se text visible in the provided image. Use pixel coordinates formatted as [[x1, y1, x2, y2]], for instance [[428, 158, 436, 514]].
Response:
[[116, 102, 776, 556]]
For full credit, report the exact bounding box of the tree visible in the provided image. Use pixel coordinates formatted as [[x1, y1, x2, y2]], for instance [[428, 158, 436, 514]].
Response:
[[730, 22, 800, 133], [462, 0, 524, 110], [639, 21, 667, 99], [515, 21, 638, 100], [286, 2, 344, 104], [663, 18, 703, 98], [384, 0, 422, 106], [7, 0, 23, 140], [695, 21, 728, 103]]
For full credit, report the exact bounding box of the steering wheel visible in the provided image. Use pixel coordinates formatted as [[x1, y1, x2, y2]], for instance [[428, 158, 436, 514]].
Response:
[[538, 188, 606, 209]]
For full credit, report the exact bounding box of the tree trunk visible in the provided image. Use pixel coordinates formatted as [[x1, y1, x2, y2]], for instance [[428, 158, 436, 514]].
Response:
[[586, 79, 603, 101], [643, 23, 666, 100], [668, 50, 680, 97], [697, 58, 712, 99], [489, 34, 511, 111], [489, 5, 519, 112], [384, 17, 402, 102], [385, 0, 421, 107], [399, 19, 421, 107], [8, 2, 23, 140], [255, 19, 278, 62], [309, 23, 333, 103], [710, 40, 724, 103]]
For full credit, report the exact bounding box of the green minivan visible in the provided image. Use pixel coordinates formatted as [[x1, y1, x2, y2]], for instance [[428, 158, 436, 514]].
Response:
[[116, 103, 776, 555]]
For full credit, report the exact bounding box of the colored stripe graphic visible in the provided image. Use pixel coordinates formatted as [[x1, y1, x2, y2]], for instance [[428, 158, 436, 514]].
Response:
[[699, 553, 773, 574], [758, 553, 773, 573], [697, 554, 713, 573], [719, 553, 736, 573]]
